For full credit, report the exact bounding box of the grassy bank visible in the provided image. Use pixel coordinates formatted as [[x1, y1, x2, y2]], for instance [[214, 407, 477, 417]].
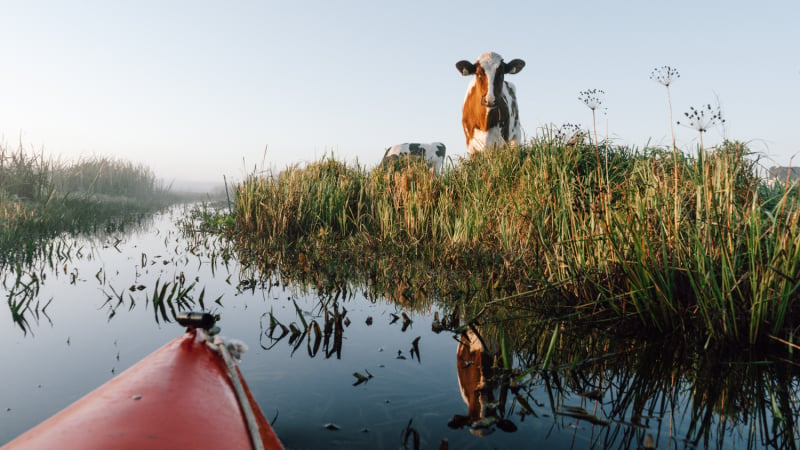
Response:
[[1, 142, 180, 265], [217, 138, 800, 345]]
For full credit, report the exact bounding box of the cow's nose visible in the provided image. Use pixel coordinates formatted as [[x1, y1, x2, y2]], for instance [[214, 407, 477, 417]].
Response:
[[482, 96, 496, 108]]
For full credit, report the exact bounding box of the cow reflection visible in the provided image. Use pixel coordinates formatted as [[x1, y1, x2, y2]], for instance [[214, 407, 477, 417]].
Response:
[[448, 328, 517, 435]]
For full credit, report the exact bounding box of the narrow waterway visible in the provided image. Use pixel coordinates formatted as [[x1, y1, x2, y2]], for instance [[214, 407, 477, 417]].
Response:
[[1, 205, 797, 449]]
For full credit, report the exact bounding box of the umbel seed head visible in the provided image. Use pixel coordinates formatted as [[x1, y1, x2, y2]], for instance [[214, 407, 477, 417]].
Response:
[[578, 89, 605, 111], [650, 66, 680, 86], [677, 103, 724, 133]]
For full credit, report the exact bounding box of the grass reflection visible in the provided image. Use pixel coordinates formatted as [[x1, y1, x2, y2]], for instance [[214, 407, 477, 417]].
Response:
[[3, 206, 218, 334], [221, 237, 800, 448]]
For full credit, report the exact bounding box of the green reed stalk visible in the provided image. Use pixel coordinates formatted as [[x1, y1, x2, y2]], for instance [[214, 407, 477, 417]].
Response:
[[222, 139, 800, 345]]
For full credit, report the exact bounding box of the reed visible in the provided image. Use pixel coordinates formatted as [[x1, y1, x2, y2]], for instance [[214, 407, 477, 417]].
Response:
[[651, 66, 681, 239], [51, 155, 163, 199], [1, 142, 178, 264], [232, 157, 368, 248], [220, 138, 800, 345]]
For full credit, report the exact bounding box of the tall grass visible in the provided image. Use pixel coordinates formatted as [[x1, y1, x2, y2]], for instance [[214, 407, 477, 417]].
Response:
[[1, 142, 176, 265], [51, 155, 163, 199], [0, 143, 51, 202], [222, 139, 800, 345], [233, 158, 367, 247]]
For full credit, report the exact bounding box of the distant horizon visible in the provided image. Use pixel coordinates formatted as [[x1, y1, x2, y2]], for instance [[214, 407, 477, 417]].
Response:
[[9, 138, 799, 190], [166, 178, 225, 193], [5, 133, 798, 189]]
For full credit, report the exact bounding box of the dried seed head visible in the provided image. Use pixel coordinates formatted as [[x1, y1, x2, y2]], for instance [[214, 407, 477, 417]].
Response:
[[578, 89, 605, 111], [676, 103, 725, 133], [555, 123, 584, 145], [650, 66, 680, 87]]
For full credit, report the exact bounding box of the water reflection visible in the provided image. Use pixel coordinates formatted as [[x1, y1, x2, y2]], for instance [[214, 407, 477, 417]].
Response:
[[258, 297, 345, 360], [450, 327, 517, 436], [3, 204, 800, 448], [226, 224, 800, 448], [2, 207, 174, 335], [502, 325, 800, 449]]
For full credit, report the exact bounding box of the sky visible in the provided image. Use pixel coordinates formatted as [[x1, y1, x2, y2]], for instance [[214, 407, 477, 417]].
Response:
[[1, 1, 798, 185]]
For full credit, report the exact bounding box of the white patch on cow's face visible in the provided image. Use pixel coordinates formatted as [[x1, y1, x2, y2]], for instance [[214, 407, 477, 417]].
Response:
[[477, 52, 503, 108], [477, 52, 503, 73]]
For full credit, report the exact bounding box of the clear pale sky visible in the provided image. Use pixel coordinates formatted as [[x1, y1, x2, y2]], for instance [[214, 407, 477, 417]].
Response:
[[2, 1, 798, 184]]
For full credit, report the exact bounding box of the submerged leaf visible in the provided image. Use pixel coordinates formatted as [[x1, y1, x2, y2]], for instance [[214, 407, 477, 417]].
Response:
[[308, 320, 322, 357], [557, 406, 609, 426], [292, 298, 308, 329], [353, 372, 370, 386], [289, 323, 302, 336], [410, 336, 421, 363], [579, 388, 604, 401], [402, 418, 420, 450]]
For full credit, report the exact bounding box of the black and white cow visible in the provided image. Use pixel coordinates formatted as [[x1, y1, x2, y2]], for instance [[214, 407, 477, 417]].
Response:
[[382, 142, 446, 174]]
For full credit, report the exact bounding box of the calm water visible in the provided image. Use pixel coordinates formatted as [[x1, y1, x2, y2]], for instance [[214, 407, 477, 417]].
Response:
[[1, 205, 797, 449]]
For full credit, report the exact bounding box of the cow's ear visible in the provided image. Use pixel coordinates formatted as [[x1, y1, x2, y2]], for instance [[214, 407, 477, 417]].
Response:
[[504, 59, 526, 75], [456, 60, 476, 76]]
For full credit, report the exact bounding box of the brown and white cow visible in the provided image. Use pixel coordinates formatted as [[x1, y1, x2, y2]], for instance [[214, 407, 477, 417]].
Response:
[[456, 52, 525, 156], [449, 328, 517, 435]]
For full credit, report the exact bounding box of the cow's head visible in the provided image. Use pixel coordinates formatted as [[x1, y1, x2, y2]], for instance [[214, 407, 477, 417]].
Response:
[[455, 52, 525, 109]]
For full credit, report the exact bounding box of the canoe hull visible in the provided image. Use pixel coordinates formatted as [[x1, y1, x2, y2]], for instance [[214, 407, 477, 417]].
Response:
[[4, 330, 283, 449]]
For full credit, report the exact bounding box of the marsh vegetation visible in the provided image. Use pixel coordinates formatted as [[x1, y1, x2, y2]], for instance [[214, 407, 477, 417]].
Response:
[[0, 142, 205, 266], [180, 137, 800, 447], [215, 136, 800, 349]]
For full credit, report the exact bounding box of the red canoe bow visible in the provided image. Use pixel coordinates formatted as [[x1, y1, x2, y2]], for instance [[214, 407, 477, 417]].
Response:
[[4, 328, 283, 450]]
